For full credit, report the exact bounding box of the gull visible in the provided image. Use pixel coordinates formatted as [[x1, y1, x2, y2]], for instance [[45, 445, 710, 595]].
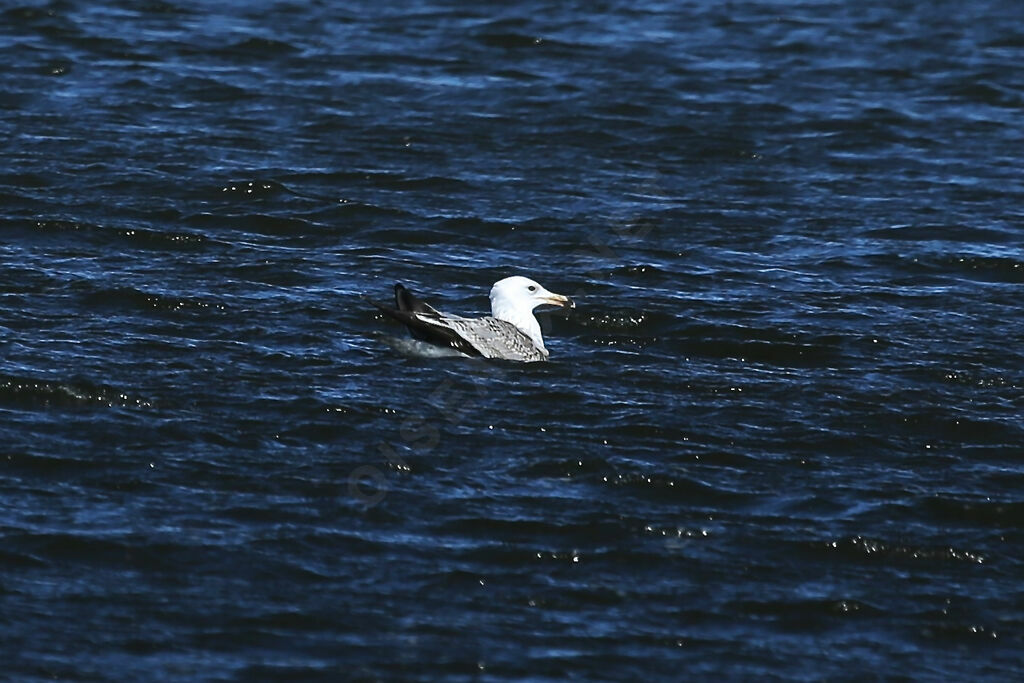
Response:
[[367, 276, 574, 362]]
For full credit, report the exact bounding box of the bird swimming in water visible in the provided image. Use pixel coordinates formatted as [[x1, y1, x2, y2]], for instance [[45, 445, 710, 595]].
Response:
[[366, 276, 574, 362]]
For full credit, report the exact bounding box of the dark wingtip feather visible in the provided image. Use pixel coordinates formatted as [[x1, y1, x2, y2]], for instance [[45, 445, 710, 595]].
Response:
[[394, 283, 439, 315], [365, 283, 473, 351], [394, 283, 416, 312]]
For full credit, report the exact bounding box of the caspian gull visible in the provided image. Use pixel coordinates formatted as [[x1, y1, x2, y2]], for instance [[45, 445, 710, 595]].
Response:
[[367, 276, 574, 362]]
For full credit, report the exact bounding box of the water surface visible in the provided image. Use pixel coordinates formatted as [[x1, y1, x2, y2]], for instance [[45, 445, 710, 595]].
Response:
[[2, 0, 1022, 679]]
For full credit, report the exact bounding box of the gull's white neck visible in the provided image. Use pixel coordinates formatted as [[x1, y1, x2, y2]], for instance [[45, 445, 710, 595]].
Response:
[[490, 299, 547, 354]]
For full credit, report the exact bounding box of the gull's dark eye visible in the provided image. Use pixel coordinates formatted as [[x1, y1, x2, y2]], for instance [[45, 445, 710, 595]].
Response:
[[527, 285, 537, 293]]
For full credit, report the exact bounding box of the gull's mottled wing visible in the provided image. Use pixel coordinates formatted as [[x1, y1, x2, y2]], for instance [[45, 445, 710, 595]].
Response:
[[434, 315, 549, 362]]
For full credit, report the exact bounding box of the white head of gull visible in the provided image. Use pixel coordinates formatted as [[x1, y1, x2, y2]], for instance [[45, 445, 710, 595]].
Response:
[[489, 276, 574, 356]]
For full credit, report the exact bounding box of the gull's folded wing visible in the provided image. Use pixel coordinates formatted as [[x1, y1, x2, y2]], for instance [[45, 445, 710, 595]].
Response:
[[440, 316, 549, 362]]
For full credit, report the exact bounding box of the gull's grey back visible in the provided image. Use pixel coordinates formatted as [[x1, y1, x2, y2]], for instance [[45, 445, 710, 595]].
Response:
[[438, 315, 549, 362]]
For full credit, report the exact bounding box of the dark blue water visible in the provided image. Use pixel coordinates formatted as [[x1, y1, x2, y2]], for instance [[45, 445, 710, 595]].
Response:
[[2, 0, 1023, 679]]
